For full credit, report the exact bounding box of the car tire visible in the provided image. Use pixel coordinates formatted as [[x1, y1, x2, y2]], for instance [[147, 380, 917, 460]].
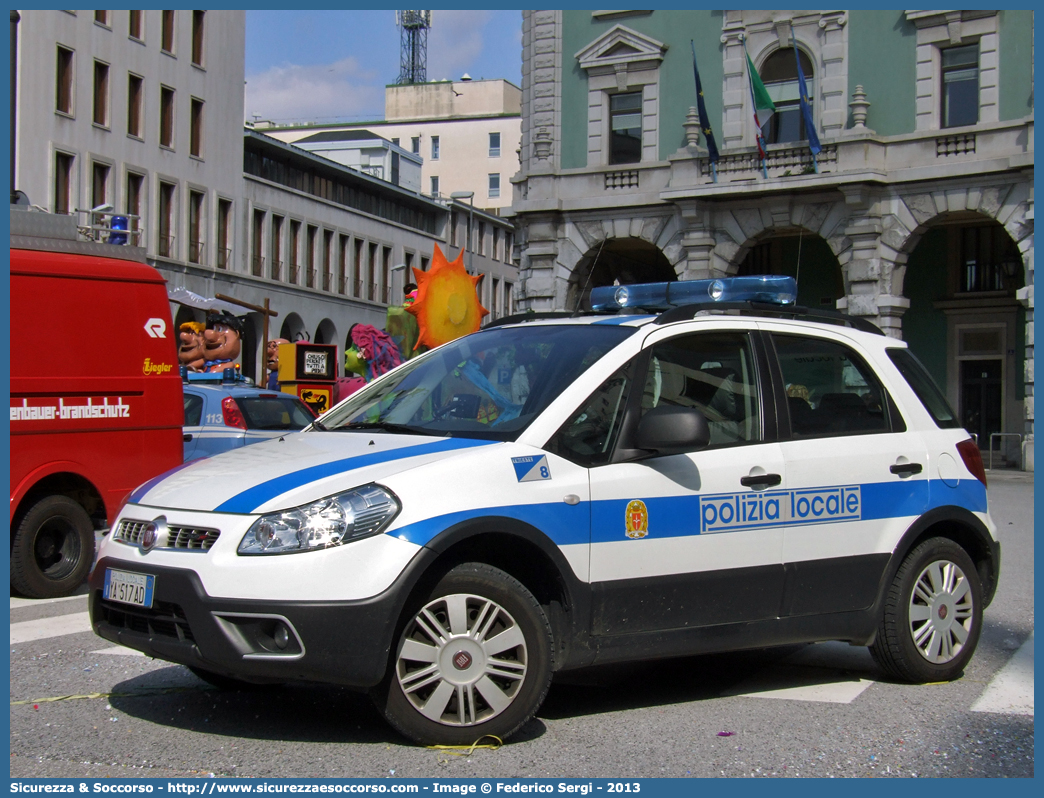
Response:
[[870, 537, 983, 683], [11, 495, 95, 599], [372, 562, 554, 746]]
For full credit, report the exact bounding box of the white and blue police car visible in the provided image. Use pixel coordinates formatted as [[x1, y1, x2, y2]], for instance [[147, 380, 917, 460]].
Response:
[[90, 276, 999, 746]]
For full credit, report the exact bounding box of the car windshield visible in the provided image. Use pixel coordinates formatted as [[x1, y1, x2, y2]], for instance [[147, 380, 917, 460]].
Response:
[[237, 395, 316, 431], [318, 324, 636, 441]]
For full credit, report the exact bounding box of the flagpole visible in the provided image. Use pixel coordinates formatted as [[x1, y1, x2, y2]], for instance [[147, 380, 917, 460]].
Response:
[[690, 39, 719, 184], [741, 35, 769, 179]]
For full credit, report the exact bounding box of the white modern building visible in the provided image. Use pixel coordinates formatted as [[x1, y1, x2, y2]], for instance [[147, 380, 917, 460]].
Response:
[[11, 9, 518, 381], [257, 78, 522, 215]]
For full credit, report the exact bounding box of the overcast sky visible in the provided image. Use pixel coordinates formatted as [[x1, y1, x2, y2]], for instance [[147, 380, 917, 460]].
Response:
[[245, 10, 523, 124]]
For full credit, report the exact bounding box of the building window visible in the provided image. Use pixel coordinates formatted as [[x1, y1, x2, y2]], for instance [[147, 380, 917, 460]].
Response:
[[160, 86, 174, 148], [127, 74, 143, 138], [288, 221, 301, 282], [158, 181, 175, 258], [493, 228, 500, 261], [411, 136, 420, 154], [91, 162, 109, 208], [489, 132, 501, 157], [353, 238, 364, 297], [306, 225, 318, 288], [504, 282, 513, 315], [251, 209, 265, 275], [189, 190, 204, 264], [217, 199, 232, 269], [959, 224, 1021, 293], [488, 173, 500, 198], [161, 10, 175, 54], [56, 46, 74, 115], [421, 256, 430, 272], [338, 234, 349, 293], [759, 48, 815, 145], [368, 242, 378, 301], [431, 135, 440, 160], [125, 172, 144, 244], [53, 152, 73, 214], [92, 60, 109, 127], [323, 230, 334, 291], [391, 137, 399, 146], [609, 92, 642, 164], [942, 44, 979, 128], [478, 221, 486, 255], [191, 11, 205, 67], [430, 175, 439, 197], [450, 210, 458, 246], [94, 11, 109, 27], [128, 10, 142, 40], [381, 245, 392, 304], [190, 98, 204, 157], [270, 215, 283, 280]]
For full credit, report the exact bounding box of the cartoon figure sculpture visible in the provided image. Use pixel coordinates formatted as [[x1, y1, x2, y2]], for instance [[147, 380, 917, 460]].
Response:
[[178, 321, 206, 372], [407, 244, 488, 350], [265, 338, 290, 390], [333, 324, 404, 404], [202, 310, 244, 373]]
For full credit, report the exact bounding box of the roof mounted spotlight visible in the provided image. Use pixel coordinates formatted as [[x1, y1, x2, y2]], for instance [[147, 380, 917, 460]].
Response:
[[590, 275, 797, 312]]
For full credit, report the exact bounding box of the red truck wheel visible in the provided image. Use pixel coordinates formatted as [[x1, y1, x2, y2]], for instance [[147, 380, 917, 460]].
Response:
[[10, 495, 95, 598]]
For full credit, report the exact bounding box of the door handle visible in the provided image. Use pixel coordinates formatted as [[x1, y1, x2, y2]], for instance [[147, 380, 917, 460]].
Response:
[[183, 433, 194, 442], [740, 473, 782, 488], [890, 462, 923, 476]]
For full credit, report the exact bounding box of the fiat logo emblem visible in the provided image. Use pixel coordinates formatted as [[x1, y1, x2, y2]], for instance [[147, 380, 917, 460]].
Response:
[[141, 517, 166, 552], [452, 651, 472, 670]]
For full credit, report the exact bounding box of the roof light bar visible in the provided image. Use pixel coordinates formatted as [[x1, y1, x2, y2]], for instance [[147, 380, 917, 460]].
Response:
[[590, 275, 797, 312]]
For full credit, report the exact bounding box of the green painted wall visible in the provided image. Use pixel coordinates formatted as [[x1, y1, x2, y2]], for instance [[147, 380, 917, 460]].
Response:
[[902, 227, 950, 388], [847, 11, 917, 136], [561, 10, 723, 169], [998, 10, 1034, 121]]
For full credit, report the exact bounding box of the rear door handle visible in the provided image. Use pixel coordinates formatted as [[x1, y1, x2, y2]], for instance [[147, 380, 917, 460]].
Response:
[[740, 473, 782, 488], [183, 433, 194, 442], [890, 462, 923, 476]]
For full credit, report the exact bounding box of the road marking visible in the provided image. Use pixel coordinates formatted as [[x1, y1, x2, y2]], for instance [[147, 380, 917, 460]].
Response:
[[10, 612, 92, 644], [10, 594, 88, 609], [91, 646, 145, 657], [724, 641, 877, 704], [972, 633, 1034, 716]]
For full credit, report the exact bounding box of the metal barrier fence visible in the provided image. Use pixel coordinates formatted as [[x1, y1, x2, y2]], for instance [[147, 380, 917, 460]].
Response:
[[988, 432, 1023, 471]]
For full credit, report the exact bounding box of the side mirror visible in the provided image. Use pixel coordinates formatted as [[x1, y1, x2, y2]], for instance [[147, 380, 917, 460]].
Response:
[[634, 405, 710, 456]]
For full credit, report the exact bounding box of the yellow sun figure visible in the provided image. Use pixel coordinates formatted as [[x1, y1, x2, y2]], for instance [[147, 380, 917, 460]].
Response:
[[408, 244, 488, 350]]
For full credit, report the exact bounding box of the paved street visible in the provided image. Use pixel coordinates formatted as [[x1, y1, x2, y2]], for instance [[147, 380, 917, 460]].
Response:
[[10, 471, 1033, 779]]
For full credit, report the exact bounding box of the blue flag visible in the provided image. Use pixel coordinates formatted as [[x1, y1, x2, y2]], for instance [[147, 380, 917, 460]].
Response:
[[792, 30, 821, 155], [691, 41, 719, 163]]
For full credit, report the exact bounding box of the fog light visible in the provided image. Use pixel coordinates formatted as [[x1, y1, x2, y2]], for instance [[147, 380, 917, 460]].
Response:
[[274, 623, 290, 650]]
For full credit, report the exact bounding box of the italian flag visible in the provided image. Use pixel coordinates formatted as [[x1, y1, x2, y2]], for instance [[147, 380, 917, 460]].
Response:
[[746, 52, 776, 131]]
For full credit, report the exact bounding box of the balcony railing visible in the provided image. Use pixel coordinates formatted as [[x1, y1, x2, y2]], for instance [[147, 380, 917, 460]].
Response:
[[270, 260, 283, 281], [306, 267, 315, 289], [252, 255, 265, 277], [354, 279, 363, 298], [288, 262, 299, 283], [322, 270, 331, 292], [157, 234, 175, 259], [188, 240, 204, 264], [217, 247, 231, 270]]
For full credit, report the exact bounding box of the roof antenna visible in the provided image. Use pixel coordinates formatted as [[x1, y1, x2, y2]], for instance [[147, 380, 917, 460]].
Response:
[[795, 227, 804, 300], [572, 237, 607, 316]]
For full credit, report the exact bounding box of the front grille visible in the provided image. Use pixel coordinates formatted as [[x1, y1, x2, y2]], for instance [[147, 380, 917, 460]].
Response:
[[97, 598, 195, 643], [114, 519, 221, 551]]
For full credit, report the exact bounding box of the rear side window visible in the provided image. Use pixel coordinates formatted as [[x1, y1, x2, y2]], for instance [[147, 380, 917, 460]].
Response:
[[887, 348, 960, 428], [237, 395, 315, 431], [184, 394, 204, 426], [772, 334, 890, 438]]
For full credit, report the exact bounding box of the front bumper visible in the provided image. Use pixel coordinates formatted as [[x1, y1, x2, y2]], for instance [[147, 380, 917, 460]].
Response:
[[89, 556, 424, 688]]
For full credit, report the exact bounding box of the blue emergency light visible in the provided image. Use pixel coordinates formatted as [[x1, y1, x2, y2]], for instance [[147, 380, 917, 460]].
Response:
[[589, 275, 797, 311]]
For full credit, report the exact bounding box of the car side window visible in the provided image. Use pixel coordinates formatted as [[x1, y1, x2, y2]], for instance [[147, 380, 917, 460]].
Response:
[[641, 332, 761, 447], [772, 334, 890, 438], [183, 393, 204, 426], [548, 358, 636, 467]]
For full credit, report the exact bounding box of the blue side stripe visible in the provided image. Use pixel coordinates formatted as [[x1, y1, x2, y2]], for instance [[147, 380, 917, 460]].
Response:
[[129, 461, 198, 504], [214, 438, 495, 514], [388, 478, 988, 548]]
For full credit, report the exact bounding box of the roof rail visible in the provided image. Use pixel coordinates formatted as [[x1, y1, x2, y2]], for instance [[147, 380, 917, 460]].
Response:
[[485, 311, 590, 329], [654, 301, 884, 335]]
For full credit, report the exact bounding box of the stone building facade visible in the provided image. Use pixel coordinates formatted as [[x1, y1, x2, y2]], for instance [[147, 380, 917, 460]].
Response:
[[511, 9, 1034, 467]]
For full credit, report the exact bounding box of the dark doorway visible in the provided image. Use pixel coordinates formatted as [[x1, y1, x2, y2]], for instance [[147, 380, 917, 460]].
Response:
[[960, 359, 1002, 447]]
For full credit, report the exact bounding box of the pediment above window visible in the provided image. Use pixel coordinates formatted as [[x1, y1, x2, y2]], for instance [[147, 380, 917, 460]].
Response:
[[575, 25, 667, 75]]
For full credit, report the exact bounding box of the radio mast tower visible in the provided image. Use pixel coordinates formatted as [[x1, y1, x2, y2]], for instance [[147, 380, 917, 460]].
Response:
[[395, 11, 432, 85]]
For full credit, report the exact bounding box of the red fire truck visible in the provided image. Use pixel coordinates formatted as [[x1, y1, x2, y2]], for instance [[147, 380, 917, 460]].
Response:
[[9, 208, 184, 597]]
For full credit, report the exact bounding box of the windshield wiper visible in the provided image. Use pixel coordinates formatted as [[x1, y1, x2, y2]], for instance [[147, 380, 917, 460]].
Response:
[[310, 418, 328, 432], [337, 420, 433, 435]]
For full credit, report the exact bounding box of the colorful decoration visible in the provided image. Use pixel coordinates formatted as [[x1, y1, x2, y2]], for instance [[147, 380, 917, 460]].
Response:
[[407, 244, 488, 350], [202, 310, 244, 373], [178, 322, 206, 372], [265, 338, 290, 390]]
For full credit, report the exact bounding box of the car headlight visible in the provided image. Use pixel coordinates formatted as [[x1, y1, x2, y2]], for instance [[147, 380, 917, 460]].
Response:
[[238, 484, 400, 555]]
